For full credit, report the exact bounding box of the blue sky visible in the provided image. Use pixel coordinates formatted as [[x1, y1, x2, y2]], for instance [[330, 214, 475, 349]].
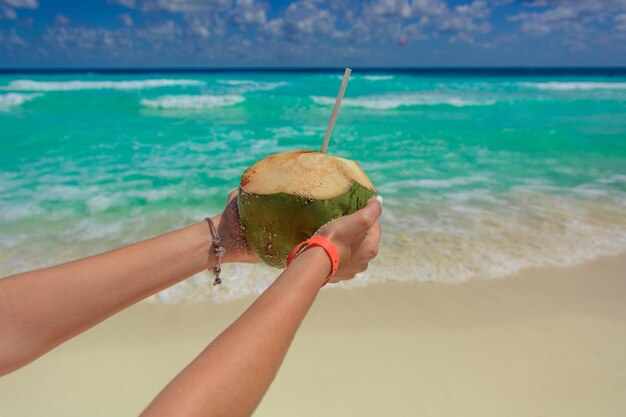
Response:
[[1, 0, 626, 67]]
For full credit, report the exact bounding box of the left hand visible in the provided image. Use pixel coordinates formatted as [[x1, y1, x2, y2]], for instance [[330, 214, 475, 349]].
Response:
[[216, 190, 260, 264]]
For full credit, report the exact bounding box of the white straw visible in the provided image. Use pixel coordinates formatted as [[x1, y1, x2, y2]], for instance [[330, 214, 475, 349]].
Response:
[[321, 68, 351, 153]]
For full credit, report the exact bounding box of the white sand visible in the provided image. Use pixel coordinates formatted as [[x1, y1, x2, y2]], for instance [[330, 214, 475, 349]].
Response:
[[1, 255, 625, 417]]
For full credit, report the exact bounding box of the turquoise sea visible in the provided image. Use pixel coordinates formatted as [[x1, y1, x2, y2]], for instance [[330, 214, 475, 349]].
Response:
[[1, 69, 626, 302]]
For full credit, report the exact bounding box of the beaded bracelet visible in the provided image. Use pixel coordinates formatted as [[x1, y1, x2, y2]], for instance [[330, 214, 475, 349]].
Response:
[[205, 216, 225, 286]]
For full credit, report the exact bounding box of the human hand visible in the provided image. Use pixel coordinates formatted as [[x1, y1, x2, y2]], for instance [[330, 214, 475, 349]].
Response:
[[216, 190, 260, 264], [315, 197, 382, 283]]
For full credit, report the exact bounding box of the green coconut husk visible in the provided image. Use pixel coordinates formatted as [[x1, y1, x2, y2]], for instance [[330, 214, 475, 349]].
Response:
[[238, 150, 376, 268]]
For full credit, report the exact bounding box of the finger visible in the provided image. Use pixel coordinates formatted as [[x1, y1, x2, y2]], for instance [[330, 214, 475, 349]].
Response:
[[371, 222, 382, 251], [360, 239, 380, 261], [338, 197, 382, 235], [353, 230, 380, 261], [330, 271, 357, 283], [368, 222, 382, 244]]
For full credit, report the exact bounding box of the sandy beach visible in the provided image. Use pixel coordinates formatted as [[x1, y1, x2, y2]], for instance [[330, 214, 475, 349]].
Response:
[[1, 254, 625, 417]]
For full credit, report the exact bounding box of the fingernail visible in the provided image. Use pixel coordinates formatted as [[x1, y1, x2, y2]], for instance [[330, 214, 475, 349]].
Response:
[[375, 195, 383, 206]]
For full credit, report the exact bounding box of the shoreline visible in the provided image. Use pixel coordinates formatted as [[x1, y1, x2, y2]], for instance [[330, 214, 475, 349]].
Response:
[[2, 254, 626, 417]]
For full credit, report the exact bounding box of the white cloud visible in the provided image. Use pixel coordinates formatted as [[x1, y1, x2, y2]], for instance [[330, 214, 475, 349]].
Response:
[[507, 0, 626, 37], [491, 0, 515, 5], [455, 0, 489, 19], [0, 28, 27, 46], [228, 0, 267, 26], [3, 0, 38, 9], [110, 0, 136, 8], [410, 0, 448, 17], [362, 0, 492, 44], [1, 0, 37, 19], [136, 20, 181, 41], [7, 0, 625, 65], [1, 5, 17, 19], [284, 0, 335, 35], [55, 14, 70, 26], [368, 0, 412, 18], [118, 13, 133, 26], [185, 16, 211, 37], [364, 0, 449, 19], [521, 0, 555, 7], [43, 26, 131, 51], [262, 17, 284, 37], [437, 0, 491, 39], [110, 0, 231, 12], [614, 13, 626, 31], [262, 0, 336, 39], [140, 0, 230, 13], [331, 17, 372, 43], [9, 28, 26, 45]]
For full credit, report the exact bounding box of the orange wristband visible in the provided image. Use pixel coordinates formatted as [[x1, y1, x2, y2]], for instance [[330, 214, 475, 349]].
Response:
[[286, 236, 340, 287]]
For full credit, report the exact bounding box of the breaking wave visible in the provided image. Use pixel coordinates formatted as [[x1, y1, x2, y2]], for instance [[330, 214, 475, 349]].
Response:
[[310, 93, 496, 109], [1, 79, 205, 91], [216, 80, 288, 92], [362, 75, 394, 81], [378, 177, 487, 193], [140, 94, 245, 109], [0, 93, 41, 110], [519, 82, 626, 91]]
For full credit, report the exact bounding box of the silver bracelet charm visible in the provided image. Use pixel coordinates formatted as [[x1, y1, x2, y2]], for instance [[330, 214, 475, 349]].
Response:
[[204, 216, 226, 286]]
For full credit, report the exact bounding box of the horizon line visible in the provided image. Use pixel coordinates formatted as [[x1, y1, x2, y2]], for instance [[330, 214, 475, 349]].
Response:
[[2, 65, 626, 72]]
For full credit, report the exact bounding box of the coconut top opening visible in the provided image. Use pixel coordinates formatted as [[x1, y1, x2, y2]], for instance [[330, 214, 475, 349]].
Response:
[[241, 150, 375, 199]]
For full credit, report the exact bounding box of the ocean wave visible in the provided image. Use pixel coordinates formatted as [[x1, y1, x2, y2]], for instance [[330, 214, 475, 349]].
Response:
[[310, 94, 496, 109], [598, 174, 626, 184], [151, 190, 626, 303], [140, 94, 245, 109], [0, 93, 41, 110], [216, 79, 288, 92], [378, 177, 486, 193], [1, 79, 205, 91], [362, 75, 394, 81], [2, 185, 626, 304], [519, 81, 626, 91]]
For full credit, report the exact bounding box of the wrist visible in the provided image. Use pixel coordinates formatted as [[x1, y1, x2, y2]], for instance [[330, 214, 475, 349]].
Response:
[[287, 246, 332, 286], [287, 236, 339, 287], [209, 214, 230, 264], [184, 220, 215, 273]]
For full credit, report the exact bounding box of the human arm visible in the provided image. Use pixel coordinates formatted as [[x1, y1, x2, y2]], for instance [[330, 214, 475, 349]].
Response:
[[140, 197, 382, 417], [0, 193, 255, 376]]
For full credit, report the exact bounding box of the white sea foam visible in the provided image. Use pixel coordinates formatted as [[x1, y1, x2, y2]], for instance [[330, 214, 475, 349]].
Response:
[[0, 93, 41, 110], [362, 75, 394, 81], [598, 174, 626, 184], [3, 186, 626, 303], [1, 79, 205, 91], [519, 82, 626, 91], [148, 190, 626, 303], [378, 177, 486, 193], [140, 94, 245, 109], [310, 93, 496, 109], [216, 80, 288, 92]]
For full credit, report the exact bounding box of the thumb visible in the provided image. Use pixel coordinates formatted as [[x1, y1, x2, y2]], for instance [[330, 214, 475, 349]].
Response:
[[340, 196, 382, 234]]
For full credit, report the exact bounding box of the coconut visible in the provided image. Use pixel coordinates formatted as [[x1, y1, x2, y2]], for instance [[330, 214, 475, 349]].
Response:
[[237, 150, 376, 268]]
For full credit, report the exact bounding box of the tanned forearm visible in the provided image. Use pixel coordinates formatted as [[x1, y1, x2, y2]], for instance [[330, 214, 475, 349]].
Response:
[[141, 247, 331, 417], [0, 218, 220, 376]]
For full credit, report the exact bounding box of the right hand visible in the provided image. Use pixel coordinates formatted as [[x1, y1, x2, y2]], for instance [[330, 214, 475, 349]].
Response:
[[315, 197, 382, 283]]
